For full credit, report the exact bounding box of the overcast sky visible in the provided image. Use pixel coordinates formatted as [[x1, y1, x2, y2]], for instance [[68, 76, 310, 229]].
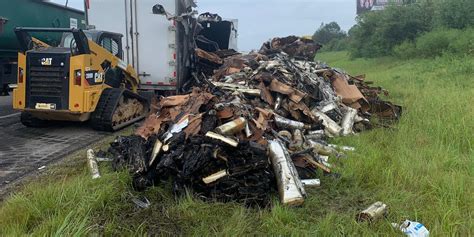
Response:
[[51, 0, 357, 50]]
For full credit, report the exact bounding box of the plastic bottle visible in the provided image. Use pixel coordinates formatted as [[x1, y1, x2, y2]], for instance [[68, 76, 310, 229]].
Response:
[[392, 220, 430, 237]]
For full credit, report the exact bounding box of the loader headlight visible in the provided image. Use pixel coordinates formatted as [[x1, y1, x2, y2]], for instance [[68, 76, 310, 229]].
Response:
[[74, 69, 82, 86], [18, 67, 24, 83]]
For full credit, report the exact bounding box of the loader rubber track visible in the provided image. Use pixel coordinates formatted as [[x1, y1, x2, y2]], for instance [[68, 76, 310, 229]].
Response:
[[20, 112, 51, 128], [91, 88, 149, 132]]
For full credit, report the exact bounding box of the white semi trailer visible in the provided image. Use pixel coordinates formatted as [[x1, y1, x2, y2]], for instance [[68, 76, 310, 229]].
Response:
[[85, 0, 238, 93]]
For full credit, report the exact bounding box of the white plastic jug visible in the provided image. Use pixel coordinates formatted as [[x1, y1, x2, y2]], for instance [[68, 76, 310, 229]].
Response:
[[392, 220, 430, 237]]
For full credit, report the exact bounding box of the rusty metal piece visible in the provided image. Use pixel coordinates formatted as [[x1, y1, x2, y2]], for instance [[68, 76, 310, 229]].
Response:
[[205, 131, 239, 147], [216, 117, 247, 135], [332, 73, 367, 105], [269, 79, 306, 103], [216, 107, 234, 120], [357, 202, 388, 222], [87, 149, 101, 179], [341, 107, 358, 136], [260, 36, 322, 60], [268, 139, 306, 206], [195, 48, 224, 65]]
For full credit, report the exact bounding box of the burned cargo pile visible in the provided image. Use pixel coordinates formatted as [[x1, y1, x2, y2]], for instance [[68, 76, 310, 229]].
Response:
[[104, 36, 402, 207]]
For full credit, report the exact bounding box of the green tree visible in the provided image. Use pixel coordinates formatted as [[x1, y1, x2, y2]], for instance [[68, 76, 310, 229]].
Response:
[[312, 22, 346, 45], [348, 2, 433, 57], [435, 0, 474, 29]]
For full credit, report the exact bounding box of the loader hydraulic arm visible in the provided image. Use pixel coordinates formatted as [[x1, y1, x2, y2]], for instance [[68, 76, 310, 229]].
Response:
[[87, 39, 140, 92]]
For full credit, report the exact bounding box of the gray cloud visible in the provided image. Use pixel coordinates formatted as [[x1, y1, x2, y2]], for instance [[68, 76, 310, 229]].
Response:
[[52, 0, 356, 50]]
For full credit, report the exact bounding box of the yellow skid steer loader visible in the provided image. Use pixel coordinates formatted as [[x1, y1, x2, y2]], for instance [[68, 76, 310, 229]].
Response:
[[13, 27, 149, 131]]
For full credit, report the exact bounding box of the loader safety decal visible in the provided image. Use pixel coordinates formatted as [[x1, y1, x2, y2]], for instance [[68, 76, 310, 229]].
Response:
[[85, 71, 104, 85]]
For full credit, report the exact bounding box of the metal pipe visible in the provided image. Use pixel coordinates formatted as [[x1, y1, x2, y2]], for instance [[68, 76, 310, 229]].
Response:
[[341, 107, 358, 136], [268, 139, 306, 206], [357, 202, 388, 222], [305, 130, 325, 140], [274, 115, 312, 130], [87, 149, 100, 179], [312, 110, 342, 136], [301, 179, 320, 187]]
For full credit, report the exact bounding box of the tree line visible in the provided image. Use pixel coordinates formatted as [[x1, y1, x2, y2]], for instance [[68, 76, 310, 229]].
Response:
[[313, 0, 474, 58]]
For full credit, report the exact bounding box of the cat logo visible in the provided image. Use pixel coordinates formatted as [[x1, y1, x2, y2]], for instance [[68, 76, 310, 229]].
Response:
[[41, 58, 52, 66], [94, 72, 104, 83]]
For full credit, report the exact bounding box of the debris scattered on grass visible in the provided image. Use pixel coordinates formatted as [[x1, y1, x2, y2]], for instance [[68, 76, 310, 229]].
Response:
[[101, 35, 401, 207]]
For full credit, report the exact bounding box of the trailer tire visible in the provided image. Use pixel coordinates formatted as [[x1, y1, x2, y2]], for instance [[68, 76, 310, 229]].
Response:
[[20, 112, 50, 128]]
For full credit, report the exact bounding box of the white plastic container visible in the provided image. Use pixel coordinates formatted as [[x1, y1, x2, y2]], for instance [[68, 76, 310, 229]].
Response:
[[392, 220, 430, 237]]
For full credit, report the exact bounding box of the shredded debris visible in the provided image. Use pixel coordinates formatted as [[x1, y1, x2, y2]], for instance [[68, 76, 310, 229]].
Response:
[[101, 36, 402, 207]]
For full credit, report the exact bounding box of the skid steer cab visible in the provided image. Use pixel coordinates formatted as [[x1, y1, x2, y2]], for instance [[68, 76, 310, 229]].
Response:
[[12, 27, 150, 131]]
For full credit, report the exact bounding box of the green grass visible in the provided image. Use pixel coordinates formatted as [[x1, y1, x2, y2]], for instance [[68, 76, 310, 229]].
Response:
[[1, 52, 473, 236]]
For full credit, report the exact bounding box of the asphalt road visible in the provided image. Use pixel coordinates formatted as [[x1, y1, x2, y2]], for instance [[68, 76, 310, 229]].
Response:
[[0, 95, 108, 192]]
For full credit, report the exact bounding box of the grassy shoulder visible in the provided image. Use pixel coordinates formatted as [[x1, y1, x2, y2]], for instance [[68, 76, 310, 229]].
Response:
[[1, 52, 472, 236]]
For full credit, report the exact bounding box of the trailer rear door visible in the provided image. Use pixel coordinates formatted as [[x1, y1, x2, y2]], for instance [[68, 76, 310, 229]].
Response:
[[132, 0, 177, 91], [87, 0, 178, 91]]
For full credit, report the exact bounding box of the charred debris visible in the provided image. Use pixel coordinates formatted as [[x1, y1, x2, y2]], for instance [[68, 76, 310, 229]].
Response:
[[98, 14, 401, 208]]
